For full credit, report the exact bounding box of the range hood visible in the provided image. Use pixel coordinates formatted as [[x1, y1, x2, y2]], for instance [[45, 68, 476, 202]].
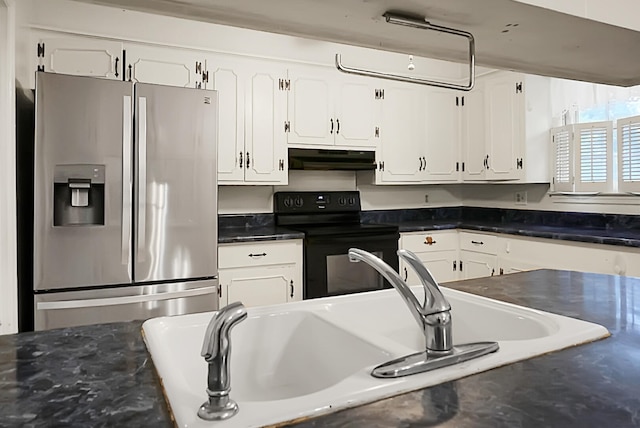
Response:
[[288, 148, 376, 171]]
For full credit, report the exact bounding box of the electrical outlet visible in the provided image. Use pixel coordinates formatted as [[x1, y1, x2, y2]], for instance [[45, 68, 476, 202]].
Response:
[[424, 194, 429, 203], [515, 191, 527, 205]]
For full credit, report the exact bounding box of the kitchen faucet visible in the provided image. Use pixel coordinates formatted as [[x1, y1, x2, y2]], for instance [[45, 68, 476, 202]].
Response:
[[198, 301, 247, 421], [348, 248, 453, 354], [348, 248, 498, 378]]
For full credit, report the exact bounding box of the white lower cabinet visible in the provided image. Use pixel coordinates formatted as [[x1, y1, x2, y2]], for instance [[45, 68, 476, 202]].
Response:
[[459, 231, 498, 280], [218, 240, 303, 308], [399, 231, 459, 285]]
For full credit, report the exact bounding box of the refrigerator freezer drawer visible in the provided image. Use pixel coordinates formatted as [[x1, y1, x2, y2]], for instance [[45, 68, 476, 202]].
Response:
[[34, 280, 218, 331]]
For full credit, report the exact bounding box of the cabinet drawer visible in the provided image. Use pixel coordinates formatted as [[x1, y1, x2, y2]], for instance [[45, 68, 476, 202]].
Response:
[[401, 231, 458, 252], [219, 240, 302, 269], [459, 232, 498, 254]]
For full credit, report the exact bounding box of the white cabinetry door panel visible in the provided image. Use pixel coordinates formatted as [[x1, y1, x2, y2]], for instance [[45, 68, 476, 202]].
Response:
[[210, 58, 244, 182], [37, 35, 122, 80], [334, 78, 379, 148], [402, 251, 458, 285], [288, 68, 334, 146], [460, 251, 497, 280], [378, 83, 427, 182], [125, 44, 203, 88], [484, 73, 523, 180], [220, 265, 297, 308], [462, 87, 487, 180], [244, 63, 288, 183], [424, 89, 460, 181]]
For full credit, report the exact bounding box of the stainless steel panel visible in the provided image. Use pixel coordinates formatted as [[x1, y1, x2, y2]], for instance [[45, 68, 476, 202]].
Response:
[[34, 72, 134, 291], [34, 279, 218, 330], [134, 84, 218, 282]]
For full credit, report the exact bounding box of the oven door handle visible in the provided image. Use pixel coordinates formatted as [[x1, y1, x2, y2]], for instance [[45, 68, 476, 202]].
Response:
[[306, 233, 399, 245]]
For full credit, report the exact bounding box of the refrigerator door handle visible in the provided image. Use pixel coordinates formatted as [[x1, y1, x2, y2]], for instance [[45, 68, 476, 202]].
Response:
[[137, 96, 147, 261], [36, 286, 215, 310], [122, 95, 133, 266]]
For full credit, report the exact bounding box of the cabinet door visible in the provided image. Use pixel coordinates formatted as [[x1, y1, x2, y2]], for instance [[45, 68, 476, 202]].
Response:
[[461, 88, 487, 180], [378, 83, 427, 182], [38, 36, 122, 80], [219, 264, 297, 308], [334, 77, 379, 148], [208, 56, 245, 183], [484, 73, 523, 180], [288, 68, 334, 146], [244, 61, 288, 184], [401, 250, 458, 285], [424, 89, 460, 181], [460, 251, 497, 280], [125, 44, 203, 88]]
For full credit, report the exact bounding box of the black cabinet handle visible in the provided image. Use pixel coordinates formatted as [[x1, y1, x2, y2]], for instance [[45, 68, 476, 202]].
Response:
[[217, 284, 222, 298], [330, 118, 334, 134], [404, 267, 408, 281], [127, 64, 133, 82], [246, 152, 250, 169], [248, 252, 266, 258], [486, 155, 490, 169], [115, 57, 119, 78], [471, 240, 484, 245], [336, 118, 340, 134], [239, 152, 243, 168], [290, 280, 294, 298], [422, 157, 426, 171]]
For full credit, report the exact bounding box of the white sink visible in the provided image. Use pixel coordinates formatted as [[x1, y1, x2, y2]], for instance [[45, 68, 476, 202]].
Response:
[[143, 286, 609, 428]]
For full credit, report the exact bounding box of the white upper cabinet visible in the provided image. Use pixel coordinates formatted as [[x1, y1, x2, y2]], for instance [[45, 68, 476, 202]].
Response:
[[376, 82, 427, 183], [484, 72, 523, 180], [287, 66, 379, 149], [423, 89, 461, 181], [124, 43, 205, 88], [461, 71, 551, 183], [461, 85, 487, 180], [243, 60, 288, 184], [33, 33, 123, 85], [209, 55, 288, 185]]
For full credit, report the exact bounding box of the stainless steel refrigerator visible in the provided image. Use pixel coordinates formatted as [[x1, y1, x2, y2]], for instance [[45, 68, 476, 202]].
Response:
[[33, 72, 219, 330]]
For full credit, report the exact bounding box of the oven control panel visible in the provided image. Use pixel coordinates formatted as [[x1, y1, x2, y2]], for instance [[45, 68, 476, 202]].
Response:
[[274, 191, 361, 213]]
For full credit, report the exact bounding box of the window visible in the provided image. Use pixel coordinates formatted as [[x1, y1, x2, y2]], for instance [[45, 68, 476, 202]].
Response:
[[618, 115, 640, 193], [550, 121, 613, 192]]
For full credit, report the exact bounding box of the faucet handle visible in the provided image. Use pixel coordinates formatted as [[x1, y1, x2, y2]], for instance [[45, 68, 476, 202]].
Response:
[[398, 249, 451, 314], [201, 301, 247, 361]]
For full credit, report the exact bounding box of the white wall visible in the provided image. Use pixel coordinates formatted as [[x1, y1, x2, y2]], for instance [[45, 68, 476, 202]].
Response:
[[0, 0, 18, 334]]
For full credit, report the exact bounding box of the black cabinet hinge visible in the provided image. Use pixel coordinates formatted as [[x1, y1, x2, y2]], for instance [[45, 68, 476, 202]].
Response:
[[462, 162, 465, 172], [202, 71, 209, 84], [453, 261, 457, 271], [456, 96, 459, 106], [279, 79, 290, 90], [516, 82, 523, 93], [195, 61, 202, 74], [516, 158, 524, 169], [375, 89, 385, 99], [460, 260, 463, 271], [284, 121, 290, 133], [37, 43, 45, 58], [461, 96, 465, 106], [456, 161, 460, 172], [375, 126, 380, 138], [37, 65, 44, 72]]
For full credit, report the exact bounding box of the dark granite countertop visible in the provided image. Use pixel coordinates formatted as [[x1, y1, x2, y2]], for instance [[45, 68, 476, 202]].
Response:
[[218, 225, 304, 244], [1, 270, 639, 427]]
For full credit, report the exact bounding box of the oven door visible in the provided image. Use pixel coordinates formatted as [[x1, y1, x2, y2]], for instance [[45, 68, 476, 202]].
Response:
[[304, 232, 399, 299]]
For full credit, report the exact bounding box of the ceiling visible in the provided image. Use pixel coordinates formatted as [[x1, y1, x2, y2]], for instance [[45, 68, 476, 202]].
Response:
[[74, 0, 640, 86]]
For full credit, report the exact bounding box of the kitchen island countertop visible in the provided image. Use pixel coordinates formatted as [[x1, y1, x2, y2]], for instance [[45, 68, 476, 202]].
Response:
[[1, 270, 639, 427]]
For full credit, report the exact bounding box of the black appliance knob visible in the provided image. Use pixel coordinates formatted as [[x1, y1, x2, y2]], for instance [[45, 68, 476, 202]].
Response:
[[283, 197, 292, 208], [348, 197, 355, 205], [294, 197, 304, 207], [338, 197, 346, 206]]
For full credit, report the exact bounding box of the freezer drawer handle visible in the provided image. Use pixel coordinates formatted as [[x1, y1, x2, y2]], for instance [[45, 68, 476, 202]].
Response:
[[248, 252, 267, 258], [36, 286, 215, 310]]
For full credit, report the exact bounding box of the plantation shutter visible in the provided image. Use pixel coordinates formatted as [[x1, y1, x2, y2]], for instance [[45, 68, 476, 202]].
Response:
[[550, 125, 573, 192], [618, 115, 640, 193], [574, 121, 612, 192]]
